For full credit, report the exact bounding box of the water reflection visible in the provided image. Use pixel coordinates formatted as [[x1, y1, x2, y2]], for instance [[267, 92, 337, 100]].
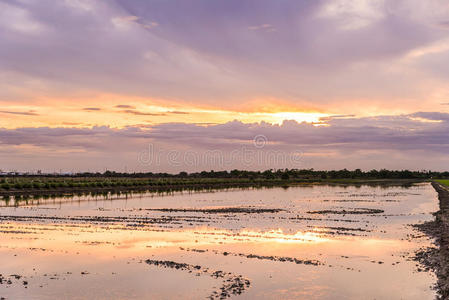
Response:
[[0, 183, 439, 299]]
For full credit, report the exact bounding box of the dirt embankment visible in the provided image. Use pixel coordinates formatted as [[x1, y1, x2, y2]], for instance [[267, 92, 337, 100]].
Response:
[[416, 182, 449, 299]]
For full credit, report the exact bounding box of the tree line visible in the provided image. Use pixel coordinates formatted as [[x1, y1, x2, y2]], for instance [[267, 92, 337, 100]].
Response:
[[3, 168, 445, 180]]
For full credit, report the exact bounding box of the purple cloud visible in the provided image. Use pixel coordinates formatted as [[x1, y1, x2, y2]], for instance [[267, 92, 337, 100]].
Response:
[[1, 112, 449, 172], [0, 0, 448, 109]]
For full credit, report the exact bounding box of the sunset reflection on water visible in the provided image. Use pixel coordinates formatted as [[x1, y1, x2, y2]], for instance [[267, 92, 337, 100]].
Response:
[[0, 184, 439, 299]]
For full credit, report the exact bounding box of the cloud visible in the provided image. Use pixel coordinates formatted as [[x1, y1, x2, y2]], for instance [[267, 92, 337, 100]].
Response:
[[62, 122, 85, 126], [1, 0, 448, 114], [121, 109, 166, 116], [318, 0, 386, 30], [111, 15, 139, 28], [111, 15, 158, 30], [0, 110, 38, 116], [115, 104, 136, 109], [410, 111, 449, 121], [0, 2, 45, 34], [168, 111, 190, 115], [248, 24, 276, 32], [1, 112, 449, 172], [1, 1, 449, 172], [439, 21, 449, 29]]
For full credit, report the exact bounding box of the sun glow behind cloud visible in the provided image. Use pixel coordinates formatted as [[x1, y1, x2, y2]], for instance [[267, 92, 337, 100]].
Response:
[[0, 98, 330, 128], [259, 112, 328, 125]]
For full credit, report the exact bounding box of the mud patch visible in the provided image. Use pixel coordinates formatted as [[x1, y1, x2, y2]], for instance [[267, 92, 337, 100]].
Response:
[[414, 182, 449, 299], [0, 274, 28, 288], [180, 247, 323, 266], [145, 259, 250, 299], [144, 207, 284, 214], [307, 208, 384, 215]]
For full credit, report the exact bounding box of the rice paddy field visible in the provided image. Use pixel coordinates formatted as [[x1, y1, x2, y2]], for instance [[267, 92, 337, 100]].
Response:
[[0, 182, 441, 299]]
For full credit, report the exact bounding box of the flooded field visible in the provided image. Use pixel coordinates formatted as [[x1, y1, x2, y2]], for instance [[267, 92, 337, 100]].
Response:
[[0, 183, 439, 299]]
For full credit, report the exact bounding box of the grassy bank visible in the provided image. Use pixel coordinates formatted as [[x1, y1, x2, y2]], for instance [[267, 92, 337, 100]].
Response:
[[436, 179, 449, 188]]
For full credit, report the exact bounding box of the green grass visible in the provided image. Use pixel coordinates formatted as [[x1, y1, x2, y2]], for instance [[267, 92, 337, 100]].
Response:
[[436, 179, 449, 187]]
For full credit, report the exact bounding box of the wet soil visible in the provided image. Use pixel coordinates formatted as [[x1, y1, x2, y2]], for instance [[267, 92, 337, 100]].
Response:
[[143, 207, 284, 214], [307, 208, 384, 215], [145, 259, 250, 299], [180, 247, 323, 266], [415, 182, 449, 299]]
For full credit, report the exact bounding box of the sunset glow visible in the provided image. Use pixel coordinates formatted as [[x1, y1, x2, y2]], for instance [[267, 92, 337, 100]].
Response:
[[2, 2, 449, 299], [1, 0, 449, 172]]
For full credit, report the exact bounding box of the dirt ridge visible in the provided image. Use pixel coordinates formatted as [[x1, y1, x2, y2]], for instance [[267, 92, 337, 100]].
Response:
[[415, 182, 449, 299]]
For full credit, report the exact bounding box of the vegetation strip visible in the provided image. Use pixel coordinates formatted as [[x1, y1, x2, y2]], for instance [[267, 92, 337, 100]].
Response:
[[0, 170, 430, 197]]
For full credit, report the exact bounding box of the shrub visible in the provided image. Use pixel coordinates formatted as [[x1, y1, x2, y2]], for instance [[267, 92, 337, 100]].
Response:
[[1, 183, 10, 190]]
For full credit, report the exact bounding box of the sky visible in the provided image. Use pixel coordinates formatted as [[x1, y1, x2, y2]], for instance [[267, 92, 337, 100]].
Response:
[[1, 0, 449, 172]]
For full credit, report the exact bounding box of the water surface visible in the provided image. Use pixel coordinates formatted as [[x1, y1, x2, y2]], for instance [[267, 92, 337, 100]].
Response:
[[0, 183, 438, 299]]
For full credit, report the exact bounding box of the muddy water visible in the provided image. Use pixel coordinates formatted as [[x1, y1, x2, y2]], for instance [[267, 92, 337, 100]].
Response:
[[0, 183, 439, 299]]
